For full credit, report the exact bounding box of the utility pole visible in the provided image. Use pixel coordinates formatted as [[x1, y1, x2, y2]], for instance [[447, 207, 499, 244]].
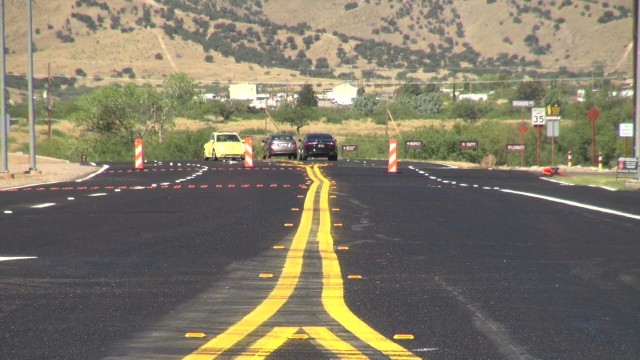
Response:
[[27, 0, 36, 171], [0, 0, 8, 173], [635, 0, 640, 179], [47, 62, 52, 139]]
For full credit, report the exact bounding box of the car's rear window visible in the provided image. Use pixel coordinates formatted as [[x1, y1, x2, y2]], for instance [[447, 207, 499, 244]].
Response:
[[308, 134, 333, 141], [273, 135, 294, 141], [217, 134, 241, 142]]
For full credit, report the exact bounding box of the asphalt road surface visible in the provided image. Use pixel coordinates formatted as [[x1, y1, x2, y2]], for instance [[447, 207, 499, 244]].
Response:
[[1, 159, 639, 359]]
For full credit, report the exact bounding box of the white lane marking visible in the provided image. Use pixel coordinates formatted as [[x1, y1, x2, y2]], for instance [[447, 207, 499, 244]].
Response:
[[500, 189, 640, 220], [75, 165, 110, 182], [540, 177, 574, 186], [88, 193, 108, 197], [0, 256, 38, 262], [3, 210, 13, 214], [412, 348, 439, 353], [436, 277, 540, 360], [32, 203, 56, 208], [67, 197, 75, 201]]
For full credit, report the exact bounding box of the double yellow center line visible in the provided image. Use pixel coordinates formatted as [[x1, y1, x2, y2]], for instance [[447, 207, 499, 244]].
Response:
[[184, 165, 418, 359]]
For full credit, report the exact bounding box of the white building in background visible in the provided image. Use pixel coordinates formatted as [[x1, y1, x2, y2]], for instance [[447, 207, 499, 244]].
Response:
[[229, 83, 257, 101], [457, 93, 488, 102], [249, 94, 279, 109], [328, 83, 358, 106]]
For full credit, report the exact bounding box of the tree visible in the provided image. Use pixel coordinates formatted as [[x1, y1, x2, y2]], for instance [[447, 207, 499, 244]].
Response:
[[162, 73, 198, 113], [73, 83, 176, 144], [212, 100, 236, 121], [395, 82, 422, 97], [352, 93, 379, 116], [414, 93, 444, 115], [73, 85, 135, 138], [136, 83, 174, 144], [513, 81, 546, 103], [449, 100, 489, 122], [274, 102, 315, 135], [297, 83, 318, 108]]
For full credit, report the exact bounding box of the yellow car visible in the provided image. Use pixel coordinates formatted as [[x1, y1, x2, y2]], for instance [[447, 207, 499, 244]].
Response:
[[203, 132, 245, 161]]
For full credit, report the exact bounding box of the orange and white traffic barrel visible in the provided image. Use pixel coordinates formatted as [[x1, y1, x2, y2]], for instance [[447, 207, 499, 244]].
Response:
[[134, 138, 144, 169], [387, 139, 397, 173], [244, 137, 253, 168], [567, 151, 572, 167]]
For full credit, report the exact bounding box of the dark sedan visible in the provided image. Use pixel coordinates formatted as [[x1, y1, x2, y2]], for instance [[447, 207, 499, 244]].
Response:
[[262, 134, 297, 159], [298, 133, 338, 161]]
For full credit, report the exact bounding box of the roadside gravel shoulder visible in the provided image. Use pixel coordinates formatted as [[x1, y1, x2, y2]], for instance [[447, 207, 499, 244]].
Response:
[[0, 154, 100, 190]]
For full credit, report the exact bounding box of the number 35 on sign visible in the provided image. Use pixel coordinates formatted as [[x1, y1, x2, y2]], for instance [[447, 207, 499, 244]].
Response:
[[531, 107, 546, 126]]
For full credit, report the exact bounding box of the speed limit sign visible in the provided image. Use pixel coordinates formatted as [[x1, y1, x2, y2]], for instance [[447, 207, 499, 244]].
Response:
[[531, 107, 546, 126]]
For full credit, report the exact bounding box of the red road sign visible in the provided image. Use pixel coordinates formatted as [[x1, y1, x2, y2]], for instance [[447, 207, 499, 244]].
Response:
[[518, 123, 528, 134], [587, 108, 600, 122]]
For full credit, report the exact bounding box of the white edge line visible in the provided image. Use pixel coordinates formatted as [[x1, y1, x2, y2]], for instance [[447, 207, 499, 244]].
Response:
[[1, 165, 109, 191], [500, 189, 640, 220], [0, 256, 38, 262], [76, 165, 110, 182], [32, 203, 56, 209]]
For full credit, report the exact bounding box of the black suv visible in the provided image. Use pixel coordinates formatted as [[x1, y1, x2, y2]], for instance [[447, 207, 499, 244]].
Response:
[[298, 133, 338, 161]]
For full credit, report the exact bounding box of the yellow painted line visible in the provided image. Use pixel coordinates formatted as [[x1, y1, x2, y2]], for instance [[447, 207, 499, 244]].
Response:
[[393, 334, 415, 340], [273, 245, 285, 250], [310, 165, 420, 360], [303, 327, 367, 359], [183, 166, 319, 360], [337, 246, 349, 250], [185, 333, 207, 338], [284, 223, 294, 227], [291, 208, 300, 211], [259, 273, 274, 278], [334, 223, 343, 227], [347, 275, 362, 279], [290, 333, 309, 340], [236, 327, 299, 359]]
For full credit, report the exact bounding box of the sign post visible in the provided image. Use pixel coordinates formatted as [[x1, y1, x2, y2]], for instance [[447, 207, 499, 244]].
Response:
[[619, 123, 634, 156], [513, 100, 534, 167], [532, 107, 546, 166], [587, 108, 600, 165], [545, 104, 561, 165]]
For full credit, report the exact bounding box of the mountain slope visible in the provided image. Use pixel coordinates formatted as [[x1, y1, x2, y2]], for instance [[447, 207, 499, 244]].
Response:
[[3, 0, 633, 89]]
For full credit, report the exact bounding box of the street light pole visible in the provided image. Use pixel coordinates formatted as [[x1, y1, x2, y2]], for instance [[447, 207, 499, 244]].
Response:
[[0, 0, 7, 173], [635, 0, 640, 179], [27, 0, 36, 171]]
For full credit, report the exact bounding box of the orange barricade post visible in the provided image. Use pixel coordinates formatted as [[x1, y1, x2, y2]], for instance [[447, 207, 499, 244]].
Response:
[[134, 138, 144, 169], [387, 139, 397, 173], [244, 137, 253, 168], [567, 151, 572, 167]]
